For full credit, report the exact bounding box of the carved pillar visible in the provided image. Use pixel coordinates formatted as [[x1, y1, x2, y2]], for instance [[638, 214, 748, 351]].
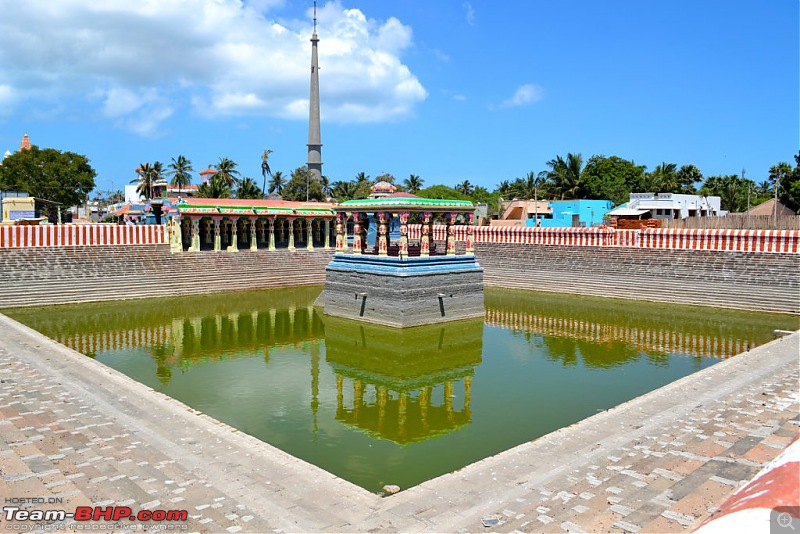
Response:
[[170, 218, 183, 253], [307, 218, 315, 250], [190, 218, 200, 252], [250, 217, 257, 251], [278, 218, 286, 244], [377, 212, 389, 257], [213, 218, 221, 252], [398, 212, 409, 259], [465, 212, 475, 255], [324, 219, 331, 249], [420, 212, 432, 257], [287, 217, 296, 250], [229, 217, 239, 252], [446, 213, 456, 256], [204, 219, 213, 246], [268, 217, 276, 251], [335, 213, 345, 253], [352, 213, 362, 255], [258, 219, 266, 247]]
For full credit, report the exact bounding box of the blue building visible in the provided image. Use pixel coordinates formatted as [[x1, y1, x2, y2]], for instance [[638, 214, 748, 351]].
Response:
[[528, 199, 613, 228]]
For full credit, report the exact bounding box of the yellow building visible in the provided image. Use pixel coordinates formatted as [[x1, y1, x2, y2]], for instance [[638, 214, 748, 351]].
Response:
[[1, 196, 36, 224]]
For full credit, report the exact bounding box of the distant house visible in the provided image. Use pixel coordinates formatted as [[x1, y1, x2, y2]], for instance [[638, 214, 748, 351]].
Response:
[[533, 199, 613, 228], [493, 199, 552, 227], [608, 193, 723, 222]]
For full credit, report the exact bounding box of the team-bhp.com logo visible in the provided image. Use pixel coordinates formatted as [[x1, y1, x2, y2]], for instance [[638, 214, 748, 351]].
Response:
[[2, 500, 188, 531]]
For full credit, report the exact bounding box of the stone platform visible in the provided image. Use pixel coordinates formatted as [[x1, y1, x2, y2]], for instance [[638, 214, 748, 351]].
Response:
[[320, 254, 484, 327]]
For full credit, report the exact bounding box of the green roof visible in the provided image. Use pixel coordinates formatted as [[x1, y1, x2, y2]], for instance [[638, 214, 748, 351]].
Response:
[[336, 197, 474, 212]]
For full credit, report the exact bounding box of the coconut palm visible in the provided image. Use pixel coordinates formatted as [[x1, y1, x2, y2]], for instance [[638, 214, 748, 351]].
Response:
[[546, 153, 584, 199], [495, 180, 512, 197], [167, 155, 193, 196], [213, 157, 240, 188], [268, 170, 286, 195], [332, 180, 357, 202], [197, 175, 232, 199], [132, 163, 156, 200], [320, 174, 332, 198], [354, 172, 370, 186], [404, 174, 424, 193], [236, 177, 263, 199], [260, 149, 273, 196], [456, 180, 474, 196], [512, 171, 546, 200]]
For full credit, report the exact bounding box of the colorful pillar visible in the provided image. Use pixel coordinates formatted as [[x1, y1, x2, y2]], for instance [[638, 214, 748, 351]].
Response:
[[213, 218, 221, 252], [287, 217, 296, 250], [268, 217, 276, 251], [250, 217, 257, 251], [377, 212, 389, 257], [306, 218, 315, 250], [190, 218, 200, 252], [446, 213, 456, 256], [398, 212, 409, 259], [466, 212, 475, 255], [335, 213, 345, 253], [170, 217, 182, 253], [324, 218, 331, 249], [352, 213, 362, 255], [421, 212, 432, 257], [228, 217, 239, 252]]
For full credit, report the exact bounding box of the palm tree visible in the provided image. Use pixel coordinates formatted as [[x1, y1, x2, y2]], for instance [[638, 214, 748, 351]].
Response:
[[650, 162, 679, 193], [404, 174, 424, 193], [213, 157, 240, 188], [495, 180, 512, 197], [132, 163, 156, 200], [236, 177, 263, 199], [268, 170, 286, 195], [320, 175, 332, 198], [332, 180, 357, 201], [456, 180, 474, 196], [354, 172, 370, 186], [197, 175, 232, 199], [167, 155, 193, 196], [260, 149, 273, 197], [513, 171, 546, 200], [546, 153, 584, 199]]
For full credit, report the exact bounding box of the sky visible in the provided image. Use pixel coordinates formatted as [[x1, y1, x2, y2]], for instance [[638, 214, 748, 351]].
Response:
[[1, 0, 798, 195]]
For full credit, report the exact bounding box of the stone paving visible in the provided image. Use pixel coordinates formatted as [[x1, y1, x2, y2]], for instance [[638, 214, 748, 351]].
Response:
[[0, 312, 798, 533]]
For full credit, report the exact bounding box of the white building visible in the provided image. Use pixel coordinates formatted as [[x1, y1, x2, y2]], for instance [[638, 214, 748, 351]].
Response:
[[609, 193, 724, 220]]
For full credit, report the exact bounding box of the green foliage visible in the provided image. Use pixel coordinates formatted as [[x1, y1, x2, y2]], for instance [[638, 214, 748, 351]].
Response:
[[167, 155, 193, 193], [700, 175, 754, 212], [213, 157, 240, 188], [582, 155, 646, 205], [404, 174, 424, 193], [282, 166, 324, 201], [331, 180, 358, 201], [456, 180, 474, 195], [417, 185, 470, 201], [236, 177, 263, 199], [0, 145, 96, 214], [268, 170, 286, 195], [374, 172, 396, 184], [545, 153, 585, 199], [772, 155, 800, 211], [196, 176, 232, 198]]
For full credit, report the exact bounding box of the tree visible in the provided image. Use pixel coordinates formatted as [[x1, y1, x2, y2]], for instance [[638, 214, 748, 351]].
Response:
[[675, 164, 702, 194], [236, 177, 263, 199], [268, 170, 286, 196], [771, 156, 800, 212], [320, 174, 332, 198], [260, 149, 273, 196], [581, 155, 645, 205], [545, 152, 585, 199], [417, 184, 470, 201], [510, 171, 546, 200], [701, 174, 750, 212], [404, 174, 424, 193], [0, 146, 97, 216], [456, 180, 474, 196], [196, 175, 232, 199], [374, 172, 396, 184], [132, 163, 156, 200], [213, 157, 240, 188], [282, 166, 324, 202], [167, 155, 193, 196], [495, 180, 512, 198], [332, 180, 357, 202]]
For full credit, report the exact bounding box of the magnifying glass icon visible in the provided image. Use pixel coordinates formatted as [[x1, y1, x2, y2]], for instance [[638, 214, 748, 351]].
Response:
[[779, 512, 795, 530]]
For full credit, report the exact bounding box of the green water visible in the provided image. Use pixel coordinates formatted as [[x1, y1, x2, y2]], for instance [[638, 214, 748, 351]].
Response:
[[6, 287, 797, 493]]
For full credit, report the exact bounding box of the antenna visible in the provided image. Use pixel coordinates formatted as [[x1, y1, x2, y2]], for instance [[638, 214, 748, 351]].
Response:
[[313, 1, 317, 34]]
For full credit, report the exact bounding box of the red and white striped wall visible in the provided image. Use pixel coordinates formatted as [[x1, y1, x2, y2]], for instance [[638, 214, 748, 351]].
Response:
[[693, 433, 800, 533], [405, 225, 799, 253], [0, 224, 167, 248]]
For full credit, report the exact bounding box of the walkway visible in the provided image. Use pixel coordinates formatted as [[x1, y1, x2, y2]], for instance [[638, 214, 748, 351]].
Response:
[[1, 312, 797, 533]]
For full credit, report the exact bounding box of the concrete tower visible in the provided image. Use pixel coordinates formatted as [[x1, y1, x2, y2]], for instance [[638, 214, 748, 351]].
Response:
[[307, 1, 323, 182]]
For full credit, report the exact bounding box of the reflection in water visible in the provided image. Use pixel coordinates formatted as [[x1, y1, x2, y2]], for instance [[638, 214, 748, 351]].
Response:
[[5, 286, 797, 492], [324, 316, 483, 444]]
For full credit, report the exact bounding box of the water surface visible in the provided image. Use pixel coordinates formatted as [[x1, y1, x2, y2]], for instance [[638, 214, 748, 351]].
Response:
[[7, 287, 796, 492]]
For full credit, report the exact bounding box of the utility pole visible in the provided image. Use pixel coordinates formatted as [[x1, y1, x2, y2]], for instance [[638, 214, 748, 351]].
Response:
[[743, 168, 750, 228]]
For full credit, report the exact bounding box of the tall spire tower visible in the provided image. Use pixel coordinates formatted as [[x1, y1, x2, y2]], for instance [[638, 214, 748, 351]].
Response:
[[307, 1, 323, 182]]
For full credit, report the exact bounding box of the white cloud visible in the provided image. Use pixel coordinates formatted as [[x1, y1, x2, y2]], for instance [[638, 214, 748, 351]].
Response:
[[499, 84, 544, 108], [463, 2, 476, 26], [0, 0, 427, 133]]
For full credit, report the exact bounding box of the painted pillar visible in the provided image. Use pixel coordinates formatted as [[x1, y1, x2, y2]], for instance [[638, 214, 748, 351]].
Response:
[[258, 219, 266, 248], [190, 217, 200, 252], [229, 217, 239, 252], [352, 213, 362, 255], [307, 218, 315, 250], [250, 217, 258, 251], [421, 212, 432, 257], [465, 212, 475, 255], [170, 217, 183, 253], [204, 219, 213, 247], [377, 212, 389, 257], [398, 212, 409, 259], [324, 219, 331, 249], [268, 217, 276, 251], [287, 217, 296, 250], [446, 213, 456, 256], [213, 218, 221, 252], [335, 213, 346, 253]]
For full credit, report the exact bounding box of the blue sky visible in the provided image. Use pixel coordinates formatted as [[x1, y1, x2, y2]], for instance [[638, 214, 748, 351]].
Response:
[[1, 0, 797, 194]]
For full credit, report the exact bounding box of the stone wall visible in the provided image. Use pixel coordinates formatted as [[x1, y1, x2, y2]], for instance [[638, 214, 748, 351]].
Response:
[[0, 242, 797, 315], [474, 243, 799, 315]]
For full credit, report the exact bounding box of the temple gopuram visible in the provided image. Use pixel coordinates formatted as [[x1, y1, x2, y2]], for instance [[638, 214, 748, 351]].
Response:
[[320, 193, 484, 327], [172, 198, 336, 252]]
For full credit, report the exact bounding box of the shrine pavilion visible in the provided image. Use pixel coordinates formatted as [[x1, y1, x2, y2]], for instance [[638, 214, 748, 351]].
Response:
[[172, 198, 336, 252], [321, 195, 484, 328]]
